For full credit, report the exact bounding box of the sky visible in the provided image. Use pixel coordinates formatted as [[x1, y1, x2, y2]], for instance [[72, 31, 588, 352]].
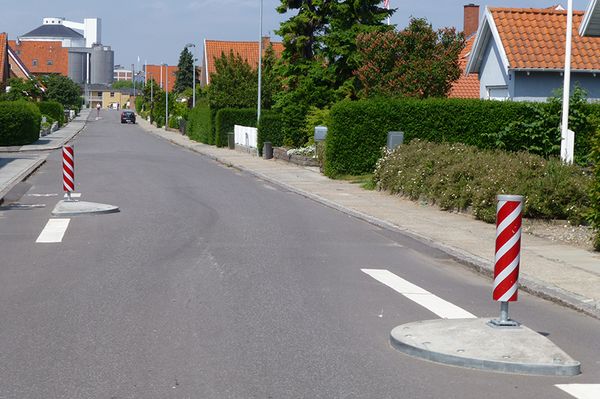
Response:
[[0, 0, 592, 69]]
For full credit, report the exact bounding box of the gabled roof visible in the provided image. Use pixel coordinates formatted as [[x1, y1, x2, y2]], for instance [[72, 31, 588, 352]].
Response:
[[7, 45, 32, 80], [203, 38, 284, 85], [467, 6, 600, 74], [448, 35, 480, 99], [22, 24, 83, 39], [0, 32, 8, 83], [581, 0, 600, 36]]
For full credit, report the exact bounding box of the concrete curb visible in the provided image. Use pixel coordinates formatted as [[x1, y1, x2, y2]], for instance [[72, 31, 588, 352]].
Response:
[[51, 200, 120, 217], [140, 124, 600, 321], [0, 158, 45, 204]]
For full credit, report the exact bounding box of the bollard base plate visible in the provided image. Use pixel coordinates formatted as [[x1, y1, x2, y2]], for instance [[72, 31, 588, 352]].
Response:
[[52, 200, 119, 216], [488, 318, 521, 328], [390, 318, 580, 376]]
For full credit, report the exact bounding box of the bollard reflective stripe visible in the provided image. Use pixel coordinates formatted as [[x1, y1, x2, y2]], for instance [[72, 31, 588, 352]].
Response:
[[493, 195, 523, 302], [62, 145, 75, 193]]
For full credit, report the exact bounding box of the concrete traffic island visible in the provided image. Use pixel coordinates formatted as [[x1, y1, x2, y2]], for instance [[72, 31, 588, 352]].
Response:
[[51, 200, 119, 216], [390, 318, 581, 376]]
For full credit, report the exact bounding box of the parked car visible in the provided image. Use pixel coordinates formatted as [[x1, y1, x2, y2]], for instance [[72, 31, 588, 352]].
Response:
[[121, 111, 136, 124]]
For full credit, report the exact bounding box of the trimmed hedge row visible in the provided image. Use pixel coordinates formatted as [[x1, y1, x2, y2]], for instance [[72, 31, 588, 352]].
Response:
[[257, 111, 285, 155], [324, 98, 598, 176], [0, 101, 41, 146], [214, 108, 257, 147], [187, 100, 213, 144], [37, 101, 64, 127]]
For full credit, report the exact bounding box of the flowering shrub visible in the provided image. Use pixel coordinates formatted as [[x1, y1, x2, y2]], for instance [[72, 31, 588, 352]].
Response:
[[374, 140, 592, 225], [287, 145, 316, 158]]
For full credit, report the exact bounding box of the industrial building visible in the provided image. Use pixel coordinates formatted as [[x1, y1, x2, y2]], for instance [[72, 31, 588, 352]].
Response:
[[12, 17, 114, 86]]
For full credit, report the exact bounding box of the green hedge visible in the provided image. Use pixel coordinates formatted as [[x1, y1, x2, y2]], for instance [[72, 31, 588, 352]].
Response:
[[589, 130, 600, 250], [187, 100, 212, 144], [324, 98, 600, 177], [257, 111, 285, 155], [214, 108, 257, 147], [37, 101, 64, 127], [375, 140, 592, 225], [0, 101, 41, 146], [325, 98, 540, 176]]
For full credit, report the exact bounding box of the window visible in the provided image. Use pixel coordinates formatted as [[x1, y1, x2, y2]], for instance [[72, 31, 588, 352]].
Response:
[[32, 59, 38, 67], [486, 86, 509, 101], [110, 92, 115, 97], [47, 60, 53, 66]]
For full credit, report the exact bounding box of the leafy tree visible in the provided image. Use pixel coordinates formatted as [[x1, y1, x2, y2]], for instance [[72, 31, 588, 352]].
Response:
[[112, 80, 135, 89], [174, 47, 194, 94], [0, 77, 43, 101], [261, 44, 283, 110], [276, 0, 392, 99], [355, 18, 464, 99], [41, 75, 82, 108], [207, 51, 257, 111]]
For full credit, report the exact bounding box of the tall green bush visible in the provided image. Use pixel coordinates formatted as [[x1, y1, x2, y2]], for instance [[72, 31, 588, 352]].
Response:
[[214, 108, 257, 147], [589, 130, 600, 250], [258, 111, 285, 155], [37, 101, 64, 127], [0, 101, 41, 146], [324, 97, 597, 177], [187, 100, 212, 144]]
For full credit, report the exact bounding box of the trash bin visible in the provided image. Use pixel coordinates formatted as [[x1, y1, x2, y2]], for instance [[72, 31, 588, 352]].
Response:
[[227, 132, 235, 149], [263, 142, 273, 159]]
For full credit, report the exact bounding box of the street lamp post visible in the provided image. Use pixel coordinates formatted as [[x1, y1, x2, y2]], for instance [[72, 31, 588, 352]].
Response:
[[257, 0, 263, 123], [163, 63, 169, 130], [185, 43, 197, 108]]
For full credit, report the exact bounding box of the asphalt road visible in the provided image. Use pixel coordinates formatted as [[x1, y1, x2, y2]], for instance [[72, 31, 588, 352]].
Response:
[[0, 110, 599, 398]]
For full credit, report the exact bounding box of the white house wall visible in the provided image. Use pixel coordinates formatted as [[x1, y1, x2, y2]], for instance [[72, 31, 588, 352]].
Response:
[[478, 38, 510, 99]]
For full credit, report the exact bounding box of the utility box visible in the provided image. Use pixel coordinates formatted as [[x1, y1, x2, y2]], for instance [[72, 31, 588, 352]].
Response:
[[314, 126, 328, 142], [387, 131, 404, 150]]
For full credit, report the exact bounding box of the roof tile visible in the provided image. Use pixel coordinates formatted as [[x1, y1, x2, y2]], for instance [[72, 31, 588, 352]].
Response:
[[491, 7, 600, 70], [449, 35, 480, 99], [0, 33, 7, 83], [204, 38, 284, 84]]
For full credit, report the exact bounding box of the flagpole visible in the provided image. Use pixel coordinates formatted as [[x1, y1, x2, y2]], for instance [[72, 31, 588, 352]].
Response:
[[386, 0, 390, 25]]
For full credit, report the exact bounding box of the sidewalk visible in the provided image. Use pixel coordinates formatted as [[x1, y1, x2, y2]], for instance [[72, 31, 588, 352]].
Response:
[[0, 109, 90, 202], [138, 116, 600, 319]]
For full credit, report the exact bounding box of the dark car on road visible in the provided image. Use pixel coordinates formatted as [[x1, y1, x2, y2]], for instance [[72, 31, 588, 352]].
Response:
[[121, 111, 136, 124]]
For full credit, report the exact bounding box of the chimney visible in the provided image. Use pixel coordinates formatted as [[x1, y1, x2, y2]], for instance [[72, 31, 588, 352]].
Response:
[[261, 36, 270, 51], [463, 4, 480, 38]]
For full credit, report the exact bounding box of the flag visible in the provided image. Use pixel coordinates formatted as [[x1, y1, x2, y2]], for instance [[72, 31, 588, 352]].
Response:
[[384, 0, 389, 8]]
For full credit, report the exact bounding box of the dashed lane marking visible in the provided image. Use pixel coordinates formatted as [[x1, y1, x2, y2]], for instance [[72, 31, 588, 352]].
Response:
[[63, 193, 82, 199], [36, 219, 70, 243], [556, 384, 600, 399], [361, 269, 477, 319]]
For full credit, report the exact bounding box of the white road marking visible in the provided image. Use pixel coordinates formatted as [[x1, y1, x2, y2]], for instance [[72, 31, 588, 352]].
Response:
[[27, 193, 58, 197], [36, 219, 70, 243], [556, 384, 600, 399], [63, 193, 82, 199], [361, 269, 477, 319]]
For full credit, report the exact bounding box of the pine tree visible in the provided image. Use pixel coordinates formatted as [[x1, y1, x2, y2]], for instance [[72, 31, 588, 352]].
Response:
[[174, 47, 194, 94]]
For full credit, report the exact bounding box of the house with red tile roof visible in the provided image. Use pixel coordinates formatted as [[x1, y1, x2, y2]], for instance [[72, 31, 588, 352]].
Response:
[[9, 40, 69, 77], [466, 6, 600, 101], [1, 32, 34, 87], [201, 37, 284, 87], [145, 64, 178, 93]]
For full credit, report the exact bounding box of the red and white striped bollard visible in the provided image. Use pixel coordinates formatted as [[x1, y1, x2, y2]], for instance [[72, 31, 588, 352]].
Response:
[[490, 194, 523, 327], [63, 145, 75, 201]]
